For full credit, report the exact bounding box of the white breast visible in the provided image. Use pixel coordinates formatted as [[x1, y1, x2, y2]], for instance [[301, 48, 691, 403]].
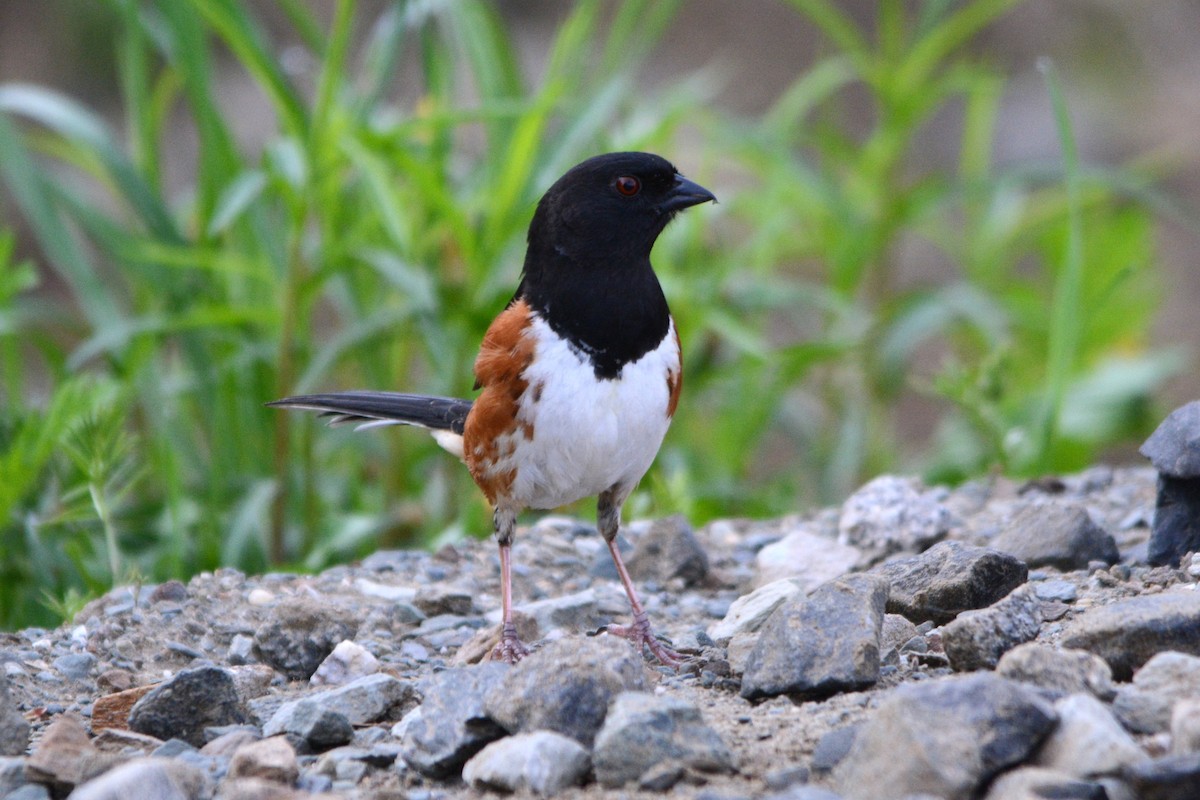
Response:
[[503, 316, 678, 510]]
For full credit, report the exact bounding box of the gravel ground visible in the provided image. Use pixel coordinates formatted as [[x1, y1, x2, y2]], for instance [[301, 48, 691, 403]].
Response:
[[3, 464, 1200, 800]]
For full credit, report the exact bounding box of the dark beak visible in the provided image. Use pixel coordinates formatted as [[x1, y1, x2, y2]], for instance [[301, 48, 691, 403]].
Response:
[[660, 174, 717, 213]]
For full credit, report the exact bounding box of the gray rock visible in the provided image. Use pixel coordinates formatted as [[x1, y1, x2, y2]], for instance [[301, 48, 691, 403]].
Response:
[[837, 476, 952, 564], [227, 735, 299, 783], [942, 584, 1042, 671], [592, 692, 734, 787], [871, 540, 1028, 625], [766, 790, 844, 800], [253, 597, 359, 680], [628, 515, 710, 586], [708, 579, 802, 644], [308, 640, 378, 686], [1060, 592, 1200, 680], [1124, 752, 1200, 800], [1033, 579, 1079, 603], [741, 574, 888, 700], [0, 756, 25, 795], [1034, 694, 1147, 778], [462, 731, 590, 795], [1147, 475, 1200, 567], [399, 662, 509, 778], [5, 785, 51, 800], [1112, 652, 1200, 733], [263, 673, 415, 736], [413, 586, 476, 617], [754, 527, 860, 590], [129, 665, 249, 748], [64, 757, 209, 800], [982, 767, 1107, 800], [0, 673, 30, 756], [1141, 400, 1200, 477], [282, 701, 353, 749], [990, 504, 1118, 570], [485, 636, 645, 747], [485, 588, 602, 635], [811, 725, 860, 775], [52, 653, 96, 681], [834, 674, 1057, 800], [996, 643, 1116, 700], [1172, 699, 1200, 755]]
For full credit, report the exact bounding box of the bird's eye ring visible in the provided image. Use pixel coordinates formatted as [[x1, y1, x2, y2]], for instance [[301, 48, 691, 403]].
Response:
[[614, 176, 641, 197]]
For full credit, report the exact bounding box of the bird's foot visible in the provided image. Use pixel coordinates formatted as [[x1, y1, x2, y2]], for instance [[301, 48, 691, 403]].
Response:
[[489, 621, 530, 664], [606, 609, 683, 669]]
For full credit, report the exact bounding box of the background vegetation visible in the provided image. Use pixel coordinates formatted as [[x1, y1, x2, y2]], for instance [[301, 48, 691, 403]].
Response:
[[0, 0, 1184, 629]]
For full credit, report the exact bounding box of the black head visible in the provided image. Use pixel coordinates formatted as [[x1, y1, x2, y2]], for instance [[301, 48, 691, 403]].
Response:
[[524, 151, 716, 271]]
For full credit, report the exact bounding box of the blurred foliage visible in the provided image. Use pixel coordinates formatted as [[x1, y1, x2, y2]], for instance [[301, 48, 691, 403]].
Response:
[[0, 0, 1180, 628]]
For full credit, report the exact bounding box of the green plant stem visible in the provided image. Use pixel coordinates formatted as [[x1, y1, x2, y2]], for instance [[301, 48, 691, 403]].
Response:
[[90, 481, 121, 584]]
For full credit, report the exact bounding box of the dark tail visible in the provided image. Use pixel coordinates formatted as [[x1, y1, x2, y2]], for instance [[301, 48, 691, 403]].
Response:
[[267, 391, 472, 434]]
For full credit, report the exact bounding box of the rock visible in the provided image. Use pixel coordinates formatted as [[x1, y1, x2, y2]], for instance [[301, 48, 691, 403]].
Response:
[[766, 789, 844, 800], [52, 652, 96, 681], [1034, 694, 1147, 777], [1141, 401, 1200, 476], [628, 515, 710, 586], [1171, 699, 1200, 754], [592, 692, 734, 787], [484, 636, 645, 747], [253, 597, 359, 680], [201, 728, 261, 757], [228, 736, 299, 784], [837, 476, 953, 564], [1147, 475, 1200, 567], [92, 684, 156, 733], [308, 640, 379, 686], [1112, 652, 1200, 733], [0, 757, 25, 795], [216, 776, 313, 799], [741, 574, 888, 700], [1141, 402, 1200, 565], [1060, 593, 1200, 680], [708, 579, 802, 644], [811, 725, 860, 775], [483, 589, 599, 635], [1033, 579, 1079, 603], [753, 526, 860, 590], [1124, 752, 1200, 800], [413, 586, 476, 617], [982, 767, 1107, 800], [462, 731, 590, 795], [128, 665, 250, 747], [871, 540, 1028, 625], [67, 757, 208, 800], [879, 614, 920, 666], [280, 701, 353, 749], [0, 673, 30, 756], [942, 584, 1042, 671], [990, 503, 1119, 570], [995, 643, 1116, 700], [833, 674, 1057, 800], [398, 662, 509, 778], [25, 714, 120, 790], [262, 673, 415, 736], [4, 785, 51, 800]]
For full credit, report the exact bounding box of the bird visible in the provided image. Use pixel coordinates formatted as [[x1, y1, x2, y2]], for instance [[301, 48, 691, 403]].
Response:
[[268, 151, 716, 666]]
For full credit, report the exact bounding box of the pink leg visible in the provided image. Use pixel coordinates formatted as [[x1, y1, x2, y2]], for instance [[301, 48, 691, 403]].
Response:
[[604, 538, 684, 668], [489, 516, 529, 664]]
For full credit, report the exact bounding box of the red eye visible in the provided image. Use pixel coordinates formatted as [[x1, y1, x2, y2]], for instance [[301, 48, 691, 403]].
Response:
[[615, 176, 641, 196]]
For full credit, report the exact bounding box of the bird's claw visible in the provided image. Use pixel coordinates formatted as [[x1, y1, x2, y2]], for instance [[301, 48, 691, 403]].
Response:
[[606, 610, 683, 669], [489, 621, 530, 664]]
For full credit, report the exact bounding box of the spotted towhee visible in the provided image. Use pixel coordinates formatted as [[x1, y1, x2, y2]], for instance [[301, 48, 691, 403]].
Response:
[[269, 152, 716, 665]]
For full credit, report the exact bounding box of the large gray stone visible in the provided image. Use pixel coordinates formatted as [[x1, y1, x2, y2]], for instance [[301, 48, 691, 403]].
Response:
[[592, 692, 734, 788], [1034, 694, 1147, 778], [0, 673, 29, 756], [462, 731, 590, 795], [398, 662, 509, 778], [627, 515, 710, 586], [942, 584, 1042, 671], [996, 643, 1116, 700], [871, 540, 1028, 625], [129, 666, 249, 748], [708, 579, 802, 644], [1112, 652, 1200, 734], [1060, 592, 1200, 680], [741, 574, 888, 700], [263, 673, 415, 736], [1124, 752, 1200, 800], [834, 674, 1057, 800], [484, 636, 645, 747], [1141, 401, 1200, 477], [990, 503, 1118, 570], [1147, 475, 1200, 567], [67, 757, 208, 800]]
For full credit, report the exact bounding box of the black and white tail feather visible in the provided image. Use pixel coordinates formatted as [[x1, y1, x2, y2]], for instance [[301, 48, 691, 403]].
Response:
[[266, 391, 471, 458]]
